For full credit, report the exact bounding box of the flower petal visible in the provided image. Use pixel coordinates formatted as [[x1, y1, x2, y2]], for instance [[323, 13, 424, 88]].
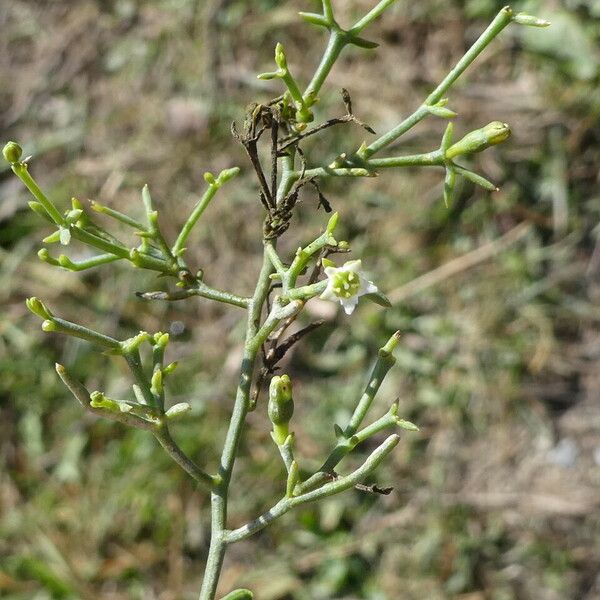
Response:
[[359, 279, 378, 295], [343, 260, 362, 273], [340, 296, 359, 315]]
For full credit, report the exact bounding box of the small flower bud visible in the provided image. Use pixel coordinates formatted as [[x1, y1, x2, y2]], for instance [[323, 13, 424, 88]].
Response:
[[513, 12, 551, 27], [445, 121, 511, 160], [89, 391, 122, 412], [153, 332, 170, 348], [65, 209, 83, 224], [120, 331, 150, 354], [42, 320, 58, 332], [274, 42, 288, 71], [165, 402, 191, 420], [326, 211, 339, 234], [204, 172, 216, 185], [163, 361, 178, 375], [26, 297, 53, 319], [3, 141, 23, 164], [268, 374, 294, 445], [216, 166, 240, 185], [151, 369, 163, 395]]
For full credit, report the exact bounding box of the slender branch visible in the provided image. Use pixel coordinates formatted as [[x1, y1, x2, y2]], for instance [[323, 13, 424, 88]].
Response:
[[265, 241, 287, 280], [154, 426, 216, 491], [363, 6, 515, 157], [11, 162, 65, 225], [55, 363, 156, 431], [138, 283, 250, 309], [303, 30, 346, 103], [173, 182, 219, 255], [350, 0, 398, 35], [224, 434, 400, 544], [199, 249, 274, 600], [296, 331, 401, 494]]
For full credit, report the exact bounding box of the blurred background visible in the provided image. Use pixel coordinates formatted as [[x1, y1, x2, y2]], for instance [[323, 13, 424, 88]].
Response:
[[1, 1, 600, 598]]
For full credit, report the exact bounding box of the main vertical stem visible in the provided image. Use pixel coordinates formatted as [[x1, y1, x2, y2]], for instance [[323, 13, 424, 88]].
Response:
[[198, 250, 273, 600]]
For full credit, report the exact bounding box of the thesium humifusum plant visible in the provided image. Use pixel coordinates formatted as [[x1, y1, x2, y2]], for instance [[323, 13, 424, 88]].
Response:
[[2, 3, 549, 598]]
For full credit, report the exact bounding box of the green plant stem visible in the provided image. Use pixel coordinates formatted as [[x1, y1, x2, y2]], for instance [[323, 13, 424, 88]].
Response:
[[198, 154, 297, 597], [265, 241, 287, 280], [43, 316, 121, 349], [303, 30, 346, 102], [71, 227, 130, 258], [58, 253, 121, 271], [198, 249, 274, 600], [298, 150, 445, 180], [55, 363, 156, 431], [173, 183, 220, 255], [350, 0, 398, 35], [297, 166, 375, 179], [224, 434, 399, 544], [318, 411, 397, 475], [11, 163, 65, 225], [276, 151, 296, 202], [285, 280, 327, 301], [345, 333, 399, 436], [123, 349, 157, 407], [363, 6, 514, 157], [154, 425, 216, 490], [297, 332, 400, 494], [193, 283, 251, 309], [139, 285, 250, 309]]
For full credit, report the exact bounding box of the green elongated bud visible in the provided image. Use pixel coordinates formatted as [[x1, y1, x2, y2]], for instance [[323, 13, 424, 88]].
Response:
[[153, 331, 170, 348], [3, 141, 23, 164], [42, 231, 61, 244], [89, 391, 122, 412], [26, 297, 53, 319], [203, 172, 216, 185], [216, 166, 240, 185], [513, 12, 551, 27], [163, 361, 178, 375], [120, 331, 150, 354], [380, 330, 401, 356], [274, 42, 287, 71], [443, 166, 456, 207], [445, 121, 511, 160], [257, 70, 282, 81], [151, 369, 163, 395], [221, 590, 254, 600], [286, 460, 300, 497], [65, 209, 83, 224], [89, 391, 136, 413], [326, 211, 339, 235], [165, 402, 191, 420], [268, 374, 294, 445]]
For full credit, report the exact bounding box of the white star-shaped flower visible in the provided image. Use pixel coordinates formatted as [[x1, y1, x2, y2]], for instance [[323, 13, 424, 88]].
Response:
[[320, 259, 378, 315]]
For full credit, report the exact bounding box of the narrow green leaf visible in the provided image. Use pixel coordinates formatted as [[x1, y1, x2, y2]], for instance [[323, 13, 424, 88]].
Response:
[[364, 290, 392, 308]]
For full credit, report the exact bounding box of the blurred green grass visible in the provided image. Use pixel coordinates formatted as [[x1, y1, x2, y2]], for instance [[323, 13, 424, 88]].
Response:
[[1, 1, 600, 598]]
